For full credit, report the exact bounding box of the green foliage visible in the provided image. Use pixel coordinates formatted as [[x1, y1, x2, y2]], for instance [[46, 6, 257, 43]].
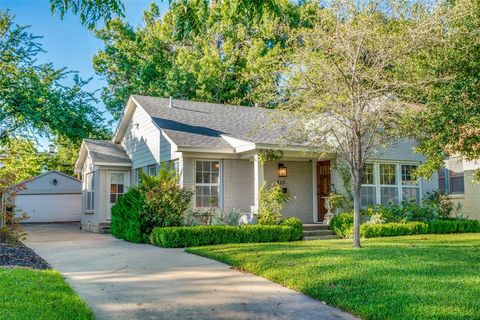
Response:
[[280, 217, 303, 241], [257, 183, 289, 225], [360, 222, 429, 238], [187, 234, 480, 320], [330, 212, 354, 238], [0, 268, 94, 320], [50, 0, 124, 29], [110, 187, 146, 243], [151, 224, 297, 248], [93, 1, 300, 118], [427, 219, 480, 234], [209, 208, 243, 226], [138, 164, 193, 233], [257, 150, 283, 165], [0, 11, 110, 144]]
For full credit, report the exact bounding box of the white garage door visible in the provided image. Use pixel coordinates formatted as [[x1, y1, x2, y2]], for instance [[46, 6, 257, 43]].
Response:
[[15, 194, 81, 223]]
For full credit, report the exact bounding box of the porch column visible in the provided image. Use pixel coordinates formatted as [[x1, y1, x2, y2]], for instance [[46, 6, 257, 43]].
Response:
[[252, 154, 264, 213]]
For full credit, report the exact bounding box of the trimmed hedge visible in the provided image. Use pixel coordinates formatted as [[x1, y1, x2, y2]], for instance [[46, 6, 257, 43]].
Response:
[[280, 217, 303, 241], [111, 188, 147, 243], [330, 213, 354, 238], [427, 219, 480, 234], [361, 222, 428, 238], [151, 224, 298, 248]]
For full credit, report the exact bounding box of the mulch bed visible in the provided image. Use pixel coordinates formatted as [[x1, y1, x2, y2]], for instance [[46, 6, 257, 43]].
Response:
[[0, 243, 50, 270]]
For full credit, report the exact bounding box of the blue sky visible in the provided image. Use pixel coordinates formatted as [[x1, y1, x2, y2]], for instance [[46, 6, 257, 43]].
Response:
[[0, 0, 170, 149]]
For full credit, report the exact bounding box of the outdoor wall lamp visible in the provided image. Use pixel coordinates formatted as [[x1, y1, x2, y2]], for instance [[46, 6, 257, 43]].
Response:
[[278, 163, 287, 177], [53, 179, 58, 186]]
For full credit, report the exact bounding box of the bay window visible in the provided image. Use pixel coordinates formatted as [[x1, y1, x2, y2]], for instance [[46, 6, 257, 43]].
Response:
[[360, 162, 421, 208], [195, 160, 220, 208]]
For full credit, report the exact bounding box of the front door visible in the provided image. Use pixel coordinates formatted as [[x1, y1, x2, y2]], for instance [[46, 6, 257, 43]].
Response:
[[109, 172, 125, 220], [317, 161, 331, 222]]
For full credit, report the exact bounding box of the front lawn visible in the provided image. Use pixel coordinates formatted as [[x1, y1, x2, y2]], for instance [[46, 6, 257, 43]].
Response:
[[187, 234, 480, 320], [0, 268, 94, 320]]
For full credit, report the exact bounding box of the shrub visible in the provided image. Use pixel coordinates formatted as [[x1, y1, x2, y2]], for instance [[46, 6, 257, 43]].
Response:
[[0, 208, 28, 244], [151, 225, 297, 248], [111, 187, 146, 243], [361, 222, 428, 238], [138, 165, 193, 234], [280, 217, 303, 240], [210, 208, 243, 226], [257, 183, 289, 225], [427, 219, 480, 234], [330, 212, 354, 238]]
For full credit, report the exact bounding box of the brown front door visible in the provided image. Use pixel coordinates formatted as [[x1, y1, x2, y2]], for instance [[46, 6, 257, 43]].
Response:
[[317, 161, 331, 222]]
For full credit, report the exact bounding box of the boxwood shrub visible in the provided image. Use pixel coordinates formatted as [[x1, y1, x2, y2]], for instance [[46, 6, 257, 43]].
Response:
[[111, 188, 147, 243], [427, 219, 480, 234], [360, 221, 428, 238], [280, 217, 303, 240], [330, 212, 354, 238], [151, 225, 298, 248]]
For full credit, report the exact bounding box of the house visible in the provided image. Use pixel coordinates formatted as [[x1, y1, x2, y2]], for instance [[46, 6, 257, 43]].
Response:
[[74, 95, 439, 233], [10, 171, 82, 223], [438, 157, 480, 220]]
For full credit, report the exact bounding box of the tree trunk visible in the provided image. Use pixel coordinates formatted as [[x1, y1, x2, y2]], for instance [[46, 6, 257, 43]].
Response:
[[352, 176, 362, 248]]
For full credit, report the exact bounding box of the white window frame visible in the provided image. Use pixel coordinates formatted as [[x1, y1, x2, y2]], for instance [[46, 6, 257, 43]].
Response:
[[194, 159, 221, 209], [109, 172, 126, 205], [147, 164, 157, 176], [85, 172, 94, 212], [360, 162, 422, 208], [135, 168, 143, 186]]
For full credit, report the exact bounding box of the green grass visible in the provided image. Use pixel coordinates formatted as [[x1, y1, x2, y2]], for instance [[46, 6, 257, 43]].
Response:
[[0, 268, 94, 320], [187, 233, 480, 320]]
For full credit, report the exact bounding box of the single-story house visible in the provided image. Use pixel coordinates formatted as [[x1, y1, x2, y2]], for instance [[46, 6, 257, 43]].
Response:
[[9, 171, 82, 223], [439, 157, 480, 220], [74, 95, 439, 233]]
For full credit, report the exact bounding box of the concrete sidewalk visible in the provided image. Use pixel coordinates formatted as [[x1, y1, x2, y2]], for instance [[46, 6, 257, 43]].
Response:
[[25, 223, 357, 320]]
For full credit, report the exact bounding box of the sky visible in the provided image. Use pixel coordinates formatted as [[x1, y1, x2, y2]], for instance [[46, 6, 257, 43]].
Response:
[[0, 0, 170, 149]]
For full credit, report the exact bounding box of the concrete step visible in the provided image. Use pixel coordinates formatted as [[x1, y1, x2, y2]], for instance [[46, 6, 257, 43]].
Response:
[[303, 234, 341, 241], [303, 224, 330, 231], [99, 222, 111, 234], [303, 229, 335, 237]]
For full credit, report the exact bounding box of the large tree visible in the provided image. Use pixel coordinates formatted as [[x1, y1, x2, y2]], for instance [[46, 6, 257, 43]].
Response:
[[0, 10, 110, 145], [93, 0, 301, 118], [406, 0, 480, 180], [275, 0, 451, 247]]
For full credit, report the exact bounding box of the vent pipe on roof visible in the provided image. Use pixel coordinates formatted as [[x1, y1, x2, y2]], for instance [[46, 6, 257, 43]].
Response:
[[169, 96, 173, 108]]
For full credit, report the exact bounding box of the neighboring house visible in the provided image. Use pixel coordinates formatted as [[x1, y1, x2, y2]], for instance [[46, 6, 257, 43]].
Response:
[[10, 171, 82, 223], [438, 157, 480, 220], [74, 95, 439, 233]]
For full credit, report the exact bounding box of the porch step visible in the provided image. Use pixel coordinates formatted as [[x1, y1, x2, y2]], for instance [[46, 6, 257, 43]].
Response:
[[99, 222, 111, 234], [303, 223, 330, 231], [303, 229, 335, 237], [302, 223, 338, 240], [303, 234, 341, 241]]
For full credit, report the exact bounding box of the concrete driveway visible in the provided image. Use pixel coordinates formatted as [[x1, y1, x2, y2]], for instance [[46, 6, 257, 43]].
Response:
[[25, 223, 356, 320]]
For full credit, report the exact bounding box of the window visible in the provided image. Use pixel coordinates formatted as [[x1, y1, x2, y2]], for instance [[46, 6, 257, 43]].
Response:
[[147, 164, 157, 176], [85, 173, 94, 211], [195, 160, 220, 208], [360, 162, 421, 207], [401, 164, 420, 203], [438, 159, 465, 195], [110, 173, 125, 204], [379, 164, 398, 205], [361, 163, 376, 208], [135, 168, 143, 186]]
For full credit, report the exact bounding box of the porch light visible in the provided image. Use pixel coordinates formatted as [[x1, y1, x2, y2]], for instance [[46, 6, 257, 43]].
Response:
[[278, 163, 287, 177]]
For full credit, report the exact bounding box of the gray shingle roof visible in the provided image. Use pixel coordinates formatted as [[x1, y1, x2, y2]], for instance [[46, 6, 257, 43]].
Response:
[[84, 139, 131, 165], [132, 95, 295, 149]]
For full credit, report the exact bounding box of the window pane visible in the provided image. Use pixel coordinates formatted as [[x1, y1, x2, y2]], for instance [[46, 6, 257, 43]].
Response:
[[202, 172, 210, 183], [362, 163, 374, 185], [203, 161, 210, 171], [401, 164, 418, 186], [196, 171, 202, 183], [450, 177, 464, 194], [380, 164, 397, 185], [110, 184, 117, 193], [196, 186, 203, 196], [118, 184, 124, 194], [361, 186, 376, 208], [381, 187, 398, 204], [402, 187, 420, 203], [110, 194, 117, 204]]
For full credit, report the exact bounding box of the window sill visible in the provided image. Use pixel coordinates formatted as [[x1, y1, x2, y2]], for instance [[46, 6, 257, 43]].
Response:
[[447, 194, 465, 199], [84, 211, 94, 215]]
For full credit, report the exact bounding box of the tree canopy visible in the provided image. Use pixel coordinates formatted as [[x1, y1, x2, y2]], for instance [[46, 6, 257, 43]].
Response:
[[0, 10, 110, 145]]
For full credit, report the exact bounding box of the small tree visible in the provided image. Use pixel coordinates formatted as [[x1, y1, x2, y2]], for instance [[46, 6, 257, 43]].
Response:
[[277, 0, 450, 247], [257, 183, 289, 225]]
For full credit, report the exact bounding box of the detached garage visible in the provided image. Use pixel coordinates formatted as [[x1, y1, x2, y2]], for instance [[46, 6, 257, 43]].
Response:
[[13, 171, 82, 223]]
